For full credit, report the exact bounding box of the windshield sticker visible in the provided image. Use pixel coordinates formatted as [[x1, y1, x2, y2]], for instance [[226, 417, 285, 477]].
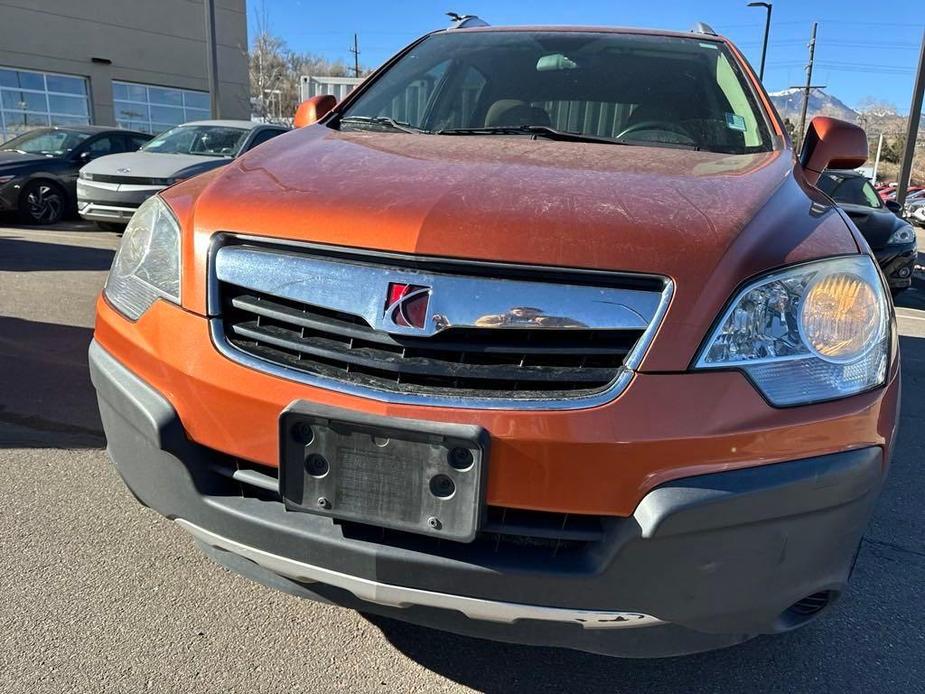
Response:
[[698, 42, 719, 50], [725, 113, 747, 131]]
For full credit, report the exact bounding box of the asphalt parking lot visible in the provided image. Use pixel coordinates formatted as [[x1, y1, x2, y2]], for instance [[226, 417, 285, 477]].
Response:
[[1, 219, 924, 693]]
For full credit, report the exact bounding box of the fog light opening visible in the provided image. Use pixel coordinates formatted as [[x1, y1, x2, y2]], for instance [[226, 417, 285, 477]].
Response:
[[777, 590, 839, 630]]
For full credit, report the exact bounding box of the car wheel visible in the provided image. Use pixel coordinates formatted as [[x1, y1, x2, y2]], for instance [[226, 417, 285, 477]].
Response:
[[18, 180, 66, 225]]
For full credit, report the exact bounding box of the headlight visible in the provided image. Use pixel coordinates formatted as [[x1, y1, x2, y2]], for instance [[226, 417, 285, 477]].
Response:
[[104, 195, 181, 320], [79, 171, 93, 181], [695, 256, 890, 406], [887, 225, 915, 245]]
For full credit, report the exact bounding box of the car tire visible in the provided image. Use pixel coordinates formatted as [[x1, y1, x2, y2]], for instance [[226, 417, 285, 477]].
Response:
[[96, 221, 126, 232], [17, 180, 67, 225]]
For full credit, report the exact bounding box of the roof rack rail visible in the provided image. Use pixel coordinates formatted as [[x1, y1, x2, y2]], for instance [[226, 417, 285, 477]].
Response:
[[690, 21, 718, 36], [446, 12, 490, 28]]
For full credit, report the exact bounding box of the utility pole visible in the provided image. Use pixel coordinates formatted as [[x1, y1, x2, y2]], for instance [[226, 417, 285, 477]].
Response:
[[747, 2, 772, 81], [204, 0, 221, 118], [872, 132, 884, 183], [350, 33, 361, 78], [897, 28, 925, 207], [793, 22, 825, 151]]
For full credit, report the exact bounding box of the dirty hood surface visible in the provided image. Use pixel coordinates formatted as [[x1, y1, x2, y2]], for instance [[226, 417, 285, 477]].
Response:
[[194, 128, 795, 273], [179, 127, 858, 369]]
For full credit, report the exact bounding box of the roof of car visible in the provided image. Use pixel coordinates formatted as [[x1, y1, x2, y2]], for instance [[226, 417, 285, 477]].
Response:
[[181, 120, 267, 130], [31, 125, 149, 136], [444, 25, 726, 43]]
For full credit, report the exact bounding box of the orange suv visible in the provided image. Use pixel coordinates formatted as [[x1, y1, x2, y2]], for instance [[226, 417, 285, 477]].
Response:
[[90, 22, 899, 658]]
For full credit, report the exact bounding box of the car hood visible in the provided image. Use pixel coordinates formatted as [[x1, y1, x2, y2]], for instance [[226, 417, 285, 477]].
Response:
[[0, 150, 55, 168], [838, 203, 908, 248], [170, 126, 860, 370], [81, 151, 231, 179]]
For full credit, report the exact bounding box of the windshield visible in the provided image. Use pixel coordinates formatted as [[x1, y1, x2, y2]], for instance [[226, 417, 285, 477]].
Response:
[[0, 129, 91, 156], [817, 173, 883, 209], [338, 31, 773, 154], [141, 125, 248, 157]]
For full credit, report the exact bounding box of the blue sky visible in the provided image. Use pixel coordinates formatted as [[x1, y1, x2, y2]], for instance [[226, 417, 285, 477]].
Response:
[[251, 0, 923, 113]]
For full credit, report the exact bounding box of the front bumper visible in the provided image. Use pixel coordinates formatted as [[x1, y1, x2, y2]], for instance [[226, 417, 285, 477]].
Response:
[[90, 338, 887, 657], [874, 243, 917, 289], [0, 176, 26, 211], [76, 178, 164, 222]]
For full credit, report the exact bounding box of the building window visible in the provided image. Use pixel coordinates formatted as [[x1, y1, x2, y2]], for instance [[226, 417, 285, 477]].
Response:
[[113, 81, 210, 134], [0, 67, 90, 141]]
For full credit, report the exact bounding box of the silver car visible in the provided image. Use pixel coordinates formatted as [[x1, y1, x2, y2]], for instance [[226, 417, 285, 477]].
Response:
[[77, 120, 287, 227]]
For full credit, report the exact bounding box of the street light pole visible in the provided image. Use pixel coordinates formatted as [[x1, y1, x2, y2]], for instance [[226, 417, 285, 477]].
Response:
[[747, 2, 772, 81], [896, 28, 925, 207]]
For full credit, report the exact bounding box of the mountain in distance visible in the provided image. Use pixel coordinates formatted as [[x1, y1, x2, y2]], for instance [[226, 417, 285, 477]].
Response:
[[767, 87, 859, 123]]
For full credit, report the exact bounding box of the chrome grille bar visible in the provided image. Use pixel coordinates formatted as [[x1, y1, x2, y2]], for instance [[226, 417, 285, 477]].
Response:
[[209, 238, 672, 409]]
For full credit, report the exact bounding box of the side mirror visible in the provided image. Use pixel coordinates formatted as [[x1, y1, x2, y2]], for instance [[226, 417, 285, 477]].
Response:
[[79, 150, 92, 162], [800, 116, 868, 186], [885, 199, 902, 215], [294, 95, 337, 128]]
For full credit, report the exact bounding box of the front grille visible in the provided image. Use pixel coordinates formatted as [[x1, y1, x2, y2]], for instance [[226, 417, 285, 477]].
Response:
[[220, 287, 642, 398], [85, 173, 171, 185]]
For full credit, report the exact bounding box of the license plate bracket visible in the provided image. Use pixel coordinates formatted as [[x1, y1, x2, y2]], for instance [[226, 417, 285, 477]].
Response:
[[279, 403, 489, 542]]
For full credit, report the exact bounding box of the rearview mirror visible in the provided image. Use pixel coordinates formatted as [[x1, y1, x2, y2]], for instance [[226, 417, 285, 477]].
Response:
[[800, 116, 868, 186], [294, 95, 337, 128], [884, 199, 902, 215]]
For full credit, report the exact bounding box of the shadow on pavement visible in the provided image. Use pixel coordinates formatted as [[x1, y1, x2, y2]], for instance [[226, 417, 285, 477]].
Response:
[[0, 236, 114, 272], [0, 212, 100, 233], [0, 316, 104, 448], [370, 333, 925, 693]]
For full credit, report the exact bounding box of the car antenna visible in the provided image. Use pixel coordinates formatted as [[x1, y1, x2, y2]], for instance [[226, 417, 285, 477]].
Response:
[[446, 12, 489, 28]]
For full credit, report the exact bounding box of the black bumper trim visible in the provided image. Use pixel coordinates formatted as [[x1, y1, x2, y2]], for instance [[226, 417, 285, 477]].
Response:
[[89, 339, 885, 657]]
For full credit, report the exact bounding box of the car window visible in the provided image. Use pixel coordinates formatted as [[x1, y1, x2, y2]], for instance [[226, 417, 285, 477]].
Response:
[[85, 135, 124, 158], [818, 173, 883, 208], [0, 128, 90, 155], [127, 134, 151, 150], [141, 125, 248, 157], [245, 128, 285, 151], [339, 31, 772, 154]]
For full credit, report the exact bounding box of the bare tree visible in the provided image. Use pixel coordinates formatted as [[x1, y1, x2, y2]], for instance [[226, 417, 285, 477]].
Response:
[[249, 4, 361, 124]]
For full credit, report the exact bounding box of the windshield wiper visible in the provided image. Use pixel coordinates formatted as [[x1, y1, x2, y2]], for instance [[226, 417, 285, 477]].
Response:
[[338, 115, 427, 134], [435, 125, 628, 146], [0, 148, 28, 154]]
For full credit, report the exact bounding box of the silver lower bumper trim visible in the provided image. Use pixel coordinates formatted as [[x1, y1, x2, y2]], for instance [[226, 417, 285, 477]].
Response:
[[177, 519, 664, 630]]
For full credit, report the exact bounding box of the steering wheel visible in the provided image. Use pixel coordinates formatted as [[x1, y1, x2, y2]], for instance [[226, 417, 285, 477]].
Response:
[[616, 120, 695, 143]]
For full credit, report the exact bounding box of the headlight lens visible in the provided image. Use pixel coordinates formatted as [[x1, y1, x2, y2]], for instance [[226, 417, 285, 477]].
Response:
[[695, 256, 889, 406], [79, 171, 93, 181], [104, 195, 181, 320], [886, 225, 915, 245]]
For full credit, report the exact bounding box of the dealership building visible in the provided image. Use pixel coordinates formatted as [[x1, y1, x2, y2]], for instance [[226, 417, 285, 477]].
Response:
[[0, 0, 249, 140]]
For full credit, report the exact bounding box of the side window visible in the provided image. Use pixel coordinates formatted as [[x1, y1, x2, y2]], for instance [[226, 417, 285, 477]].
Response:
[[84, 135, 124, 159], [379, 59, 450, 126], [861, 181, 883, 208], [437, 66, 487, 129], [128, 134, 151, 150], [715, 52, 763, 148], [246, 128, 285, 151]]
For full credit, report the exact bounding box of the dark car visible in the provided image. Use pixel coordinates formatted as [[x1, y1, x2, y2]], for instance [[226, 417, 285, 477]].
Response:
[[0, 126, 151, 225], [817, 169, 917, 295]]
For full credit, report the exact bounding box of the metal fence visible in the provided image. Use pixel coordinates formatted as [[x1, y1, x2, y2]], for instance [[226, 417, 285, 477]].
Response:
[[300, 75, 364, 103]]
